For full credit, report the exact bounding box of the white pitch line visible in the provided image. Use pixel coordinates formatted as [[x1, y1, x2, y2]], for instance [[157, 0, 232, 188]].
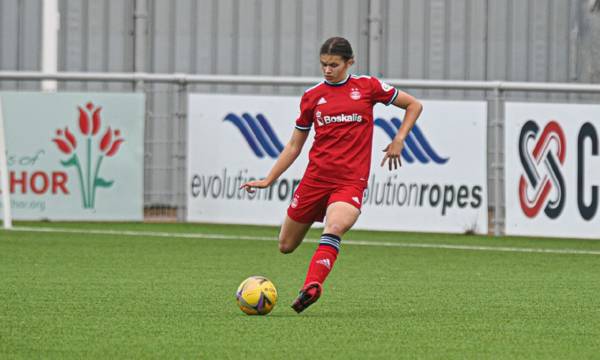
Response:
[[7, 226, 600, 256]]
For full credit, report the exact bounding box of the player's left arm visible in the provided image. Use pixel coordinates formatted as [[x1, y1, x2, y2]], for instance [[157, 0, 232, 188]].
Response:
[[381, 91, 423, 170]]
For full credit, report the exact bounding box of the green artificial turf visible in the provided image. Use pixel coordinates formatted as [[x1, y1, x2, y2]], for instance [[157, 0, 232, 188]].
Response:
[[1, 222, 599, 358]]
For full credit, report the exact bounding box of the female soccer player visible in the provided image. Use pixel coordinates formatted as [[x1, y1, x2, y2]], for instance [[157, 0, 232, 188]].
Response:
[[241, 37, 423, 313]]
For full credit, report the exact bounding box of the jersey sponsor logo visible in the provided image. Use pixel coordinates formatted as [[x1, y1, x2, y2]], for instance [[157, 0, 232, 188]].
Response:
[[350, 88, 361, 100], [315, 111, 362, 127], [518, 120, 566, 219], [224, 113, 284, 159], [374, 118, 448, 165], [317, 97, 327, 105], [315, 111, 323, 126]]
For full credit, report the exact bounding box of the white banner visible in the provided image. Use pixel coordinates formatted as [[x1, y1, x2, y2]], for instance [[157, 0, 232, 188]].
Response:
[[505, 102, 600, 239], [188, 94, 488, 234], [0, 92, 145, 221]]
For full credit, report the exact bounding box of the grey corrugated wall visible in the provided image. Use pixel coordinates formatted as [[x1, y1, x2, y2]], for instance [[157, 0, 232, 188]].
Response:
[[1, 0, 599, 216], [0, 0, 42, 90], [5, 0, 597, 84], [58, 0, 134, 92]]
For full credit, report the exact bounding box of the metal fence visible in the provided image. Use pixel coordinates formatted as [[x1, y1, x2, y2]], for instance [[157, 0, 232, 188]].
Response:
[[2, 70, 600, 235]]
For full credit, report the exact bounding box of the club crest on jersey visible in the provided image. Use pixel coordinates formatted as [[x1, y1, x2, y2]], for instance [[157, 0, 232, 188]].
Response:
[[350, 88, 361, 100]]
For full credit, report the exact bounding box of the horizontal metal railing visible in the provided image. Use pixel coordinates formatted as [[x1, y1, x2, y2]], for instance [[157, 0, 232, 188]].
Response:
[[2, 71, 600, 92]]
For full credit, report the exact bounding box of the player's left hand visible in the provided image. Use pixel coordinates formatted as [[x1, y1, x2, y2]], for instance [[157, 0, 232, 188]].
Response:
[[381, 140, 404, 170]]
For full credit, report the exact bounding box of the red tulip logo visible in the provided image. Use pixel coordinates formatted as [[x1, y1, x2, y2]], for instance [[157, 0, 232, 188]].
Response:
[[99, 127, 125, 157], [52, 127, 77, 154], [78, 102, 102, 136], [52, 102, 125, 209]]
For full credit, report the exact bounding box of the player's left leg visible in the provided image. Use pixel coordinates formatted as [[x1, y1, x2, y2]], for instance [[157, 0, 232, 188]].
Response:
[[322, 201, 361, 236], [292, 201, 360, 313], [305, 201, 359, 285]]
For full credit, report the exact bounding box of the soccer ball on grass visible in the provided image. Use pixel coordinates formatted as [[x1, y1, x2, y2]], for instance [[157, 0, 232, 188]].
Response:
[[236, 276, 278, 315]]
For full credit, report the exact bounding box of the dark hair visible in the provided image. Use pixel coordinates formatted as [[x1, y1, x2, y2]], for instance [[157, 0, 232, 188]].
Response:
[[320, 37, 354, 61]]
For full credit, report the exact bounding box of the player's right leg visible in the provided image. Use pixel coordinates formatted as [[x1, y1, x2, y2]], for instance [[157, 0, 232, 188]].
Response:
[[280, 179, 328, 254], [278, 215, 312, 254]]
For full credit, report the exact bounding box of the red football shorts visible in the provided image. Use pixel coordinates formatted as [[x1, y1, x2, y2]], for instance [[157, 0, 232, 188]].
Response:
[[287, 179, 366, 223]]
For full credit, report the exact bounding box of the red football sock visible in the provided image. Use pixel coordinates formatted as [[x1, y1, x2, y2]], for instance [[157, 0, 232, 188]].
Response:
[[303, 233, 340, 287]]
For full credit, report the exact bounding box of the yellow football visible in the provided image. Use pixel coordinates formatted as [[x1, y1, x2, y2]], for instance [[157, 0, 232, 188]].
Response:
[[236, 276, 278, 315]]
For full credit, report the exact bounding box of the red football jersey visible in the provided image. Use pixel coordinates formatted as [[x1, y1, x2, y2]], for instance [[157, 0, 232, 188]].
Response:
[[295, 74, 398, 186]]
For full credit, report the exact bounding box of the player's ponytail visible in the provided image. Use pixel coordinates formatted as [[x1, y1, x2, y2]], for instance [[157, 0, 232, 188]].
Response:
[[320, 37, 354, 61]]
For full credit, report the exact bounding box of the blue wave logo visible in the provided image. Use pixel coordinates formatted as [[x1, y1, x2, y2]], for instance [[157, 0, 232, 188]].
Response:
[[374, 118, 448, 164], [224, 113, 284, 158]]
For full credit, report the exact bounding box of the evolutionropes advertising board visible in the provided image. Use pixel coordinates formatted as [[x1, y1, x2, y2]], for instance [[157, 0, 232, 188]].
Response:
[[187, 93, 488, 234]]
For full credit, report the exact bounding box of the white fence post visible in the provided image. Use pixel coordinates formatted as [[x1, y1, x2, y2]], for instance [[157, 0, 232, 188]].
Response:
[[0, 97, 13, 229], [41, 0, 59, 92], [492, 85, 505, 236]]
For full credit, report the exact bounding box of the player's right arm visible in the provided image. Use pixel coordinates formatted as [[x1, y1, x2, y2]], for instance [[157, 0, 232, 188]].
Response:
[[241, 90, 315, 193], [240, 129, 309, 193]]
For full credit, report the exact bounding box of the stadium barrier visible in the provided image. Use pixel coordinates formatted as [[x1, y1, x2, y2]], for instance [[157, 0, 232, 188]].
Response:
[[1, 71, 600, 237]]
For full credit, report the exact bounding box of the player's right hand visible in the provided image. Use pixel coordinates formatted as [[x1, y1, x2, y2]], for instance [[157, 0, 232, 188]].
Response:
[[240, 179, 271, 193]]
